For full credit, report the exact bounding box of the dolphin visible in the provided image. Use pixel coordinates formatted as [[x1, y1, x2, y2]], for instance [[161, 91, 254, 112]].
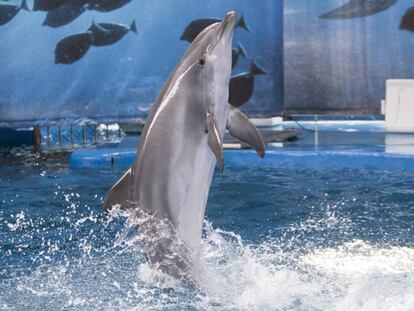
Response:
[[320, 0, 398, 19], [180, 15, 249, 43], [103, 11, 265, 280]]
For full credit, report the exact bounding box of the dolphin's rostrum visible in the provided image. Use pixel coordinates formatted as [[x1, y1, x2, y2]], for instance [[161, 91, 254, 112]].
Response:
[[103, 12, 265, 281], [180, 14, 249, 43]]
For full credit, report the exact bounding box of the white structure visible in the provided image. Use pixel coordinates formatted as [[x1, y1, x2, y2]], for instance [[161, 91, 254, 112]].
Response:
[[385, 133, 414, 155], [383, 80, 414, 132]]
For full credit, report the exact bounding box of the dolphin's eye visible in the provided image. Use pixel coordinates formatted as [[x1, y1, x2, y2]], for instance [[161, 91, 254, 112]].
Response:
[[198, 55, 206, 66]]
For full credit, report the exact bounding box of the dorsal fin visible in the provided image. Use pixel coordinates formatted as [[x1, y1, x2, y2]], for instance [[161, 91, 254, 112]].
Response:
[[103, 168, 132, 212]]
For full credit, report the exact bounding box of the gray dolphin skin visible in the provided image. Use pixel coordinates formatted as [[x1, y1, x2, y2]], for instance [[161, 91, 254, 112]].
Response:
[[320, 0, 398, 19], [103, 11, 265, 281]]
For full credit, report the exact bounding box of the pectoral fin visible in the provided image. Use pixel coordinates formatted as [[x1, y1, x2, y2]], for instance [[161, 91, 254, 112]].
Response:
[[103, 168, 132, 212], [207, 109, 224, 172], [227, 105, 265, 158]]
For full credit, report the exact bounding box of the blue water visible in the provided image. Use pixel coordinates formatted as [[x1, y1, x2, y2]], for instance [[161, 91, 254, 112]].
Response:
[[1, 147, 413, 310]]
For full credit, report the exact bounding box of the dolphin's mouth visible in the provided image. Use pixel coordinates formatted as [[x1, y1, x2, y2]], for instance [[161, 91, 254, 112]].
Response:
[[210, 11, 237, 53], [220, 11, 237, 36]]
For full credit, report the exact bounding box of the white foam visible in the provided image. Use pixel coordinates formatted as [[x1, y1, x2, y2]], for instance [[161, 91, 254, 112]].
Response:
[[300, 240, 414, 311], [1, 213, 413, 311], [301, 240, 414, 275]]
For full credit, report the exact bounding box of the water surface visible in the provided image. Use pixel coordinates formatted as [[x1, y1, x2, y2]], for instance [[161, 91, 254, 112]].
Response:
[[0, 148, 413, 310]]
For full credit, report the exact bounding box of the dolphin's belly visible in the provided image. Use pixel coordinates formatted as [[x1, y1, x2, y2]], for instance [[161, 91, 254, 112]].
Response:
[[133, 101, 219, 252]]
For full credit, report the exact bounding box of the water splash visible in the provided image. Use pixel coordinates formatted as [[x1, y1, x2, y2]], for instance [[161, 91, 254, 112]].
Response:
[[1, 202, 413, 311], [1, 164, 414, 310]]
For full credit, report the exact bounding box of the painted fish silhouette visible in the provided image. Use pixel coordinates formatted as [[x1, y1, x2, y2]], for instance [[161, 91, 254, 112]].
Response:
[[400, 6, 414, 32], [0, 0, 29, 26], [69, 0, 90, 5], [89, 0, 132, 12], [43, 3, 87, 28], [320, 0, 398, 19], [89, 20, 137, 46], [33, 0, 65, 11], [232, 42, 248, 69], [55, 32, 92, 64], [180, 15, 249, 43], [229, 61, 268, 108]]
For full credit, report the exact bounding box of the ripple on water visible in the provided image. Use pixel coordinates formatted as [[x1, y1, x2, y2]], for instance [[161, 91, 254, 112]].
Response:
[[0, 160, 413, 310]]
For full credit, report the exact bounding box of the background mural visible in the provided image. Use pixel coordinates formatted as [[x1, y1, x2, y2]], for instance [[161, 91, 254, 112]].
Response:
[[0, 0, 283, 127], [6, 0, 412, 123], [285, 0, 414, 114]]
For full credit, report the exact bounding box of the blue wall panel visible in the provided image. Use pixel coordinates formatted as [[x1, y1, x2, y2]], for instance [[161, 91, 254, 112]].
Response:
[[0, 0, 283, 127], [285, 0, 414, 114]]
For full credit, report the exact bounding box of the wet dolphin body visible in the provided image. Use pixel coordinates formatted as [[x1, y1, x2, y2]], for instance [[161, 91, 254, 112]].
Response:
[[103, 12, 265, 280], [320, 0, 398, 19]]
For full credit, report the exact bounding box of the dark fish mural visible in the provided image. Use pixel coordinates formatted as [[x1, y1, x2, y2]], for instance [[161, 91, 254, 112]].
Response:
[[180, 15, 249, 43], [400, 6, 414, 32], [88, 0, 132, 12], [320, 0, 398, 19], [55, 32, 92, 64], [69, 0, 90, 5], [33, 0, 66, 12], [89, 20, 137, 46], [0, 0, 29, 26], [228, 61, 268, 108], [232, 42, 247, 69], [43, 3, 87, 28]]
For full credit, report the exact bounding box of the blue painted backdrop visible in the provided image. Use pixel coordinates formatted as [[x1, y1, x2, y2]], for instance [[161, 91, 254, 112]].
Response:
[[0, 0, 283, 127], [284, 0, 414, 114]]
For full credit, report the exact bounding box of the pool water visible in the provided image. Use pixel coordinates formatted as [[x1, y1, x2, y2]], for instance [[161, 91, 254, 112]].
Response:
[[0, 147, 413, 310]]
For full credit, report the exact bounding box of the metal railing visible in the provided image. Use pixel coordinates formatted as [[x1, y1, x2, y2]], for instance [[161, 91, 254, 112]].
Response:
[[35, 123, 122, 151]]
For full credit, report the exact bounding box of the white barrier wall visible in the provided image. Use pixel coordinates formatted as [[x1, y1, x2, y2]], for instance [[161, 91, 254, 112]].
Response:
[[385, 80, 414, 133]]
